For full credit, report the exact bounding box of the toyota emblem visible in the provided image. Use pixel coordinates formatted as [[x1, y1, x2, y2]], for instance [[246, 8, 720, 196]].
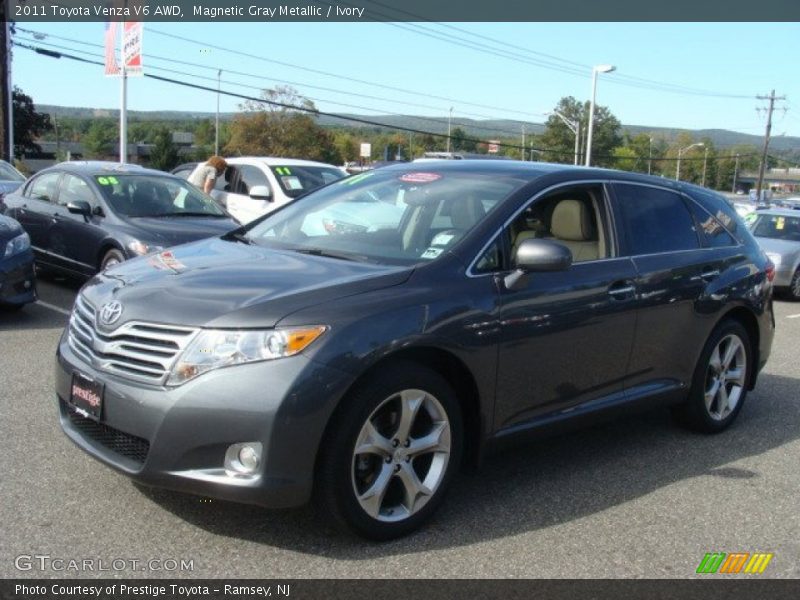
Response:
[[99, 301, 123, 327]]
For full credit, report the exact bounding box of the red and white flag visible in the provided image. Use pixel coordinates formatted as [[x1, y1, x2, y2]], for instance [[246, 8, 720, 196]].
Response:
[[123, 22, 143, 76], [104, 22, 119, 76]]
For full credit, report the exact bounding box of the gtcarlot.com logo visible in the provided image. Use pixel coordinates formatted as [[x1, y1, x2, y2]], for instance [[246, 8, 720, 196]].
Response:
[[696, 552, 773, 574], [14, 554, 194, 573]]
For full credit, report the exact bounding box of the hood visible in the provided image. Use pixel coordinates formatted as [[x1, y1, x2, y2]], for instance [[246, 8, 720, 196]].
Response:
[[121, 216, 239, 246], [755, 236, 800, 261], [0, 214, 22, 243], [80, 237, 412, 329]]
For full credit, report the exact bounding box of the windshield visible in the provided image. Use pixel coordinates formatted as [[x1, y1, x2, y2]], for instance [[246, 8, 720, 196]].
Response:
[[94, 174, 227, 218], [269, 165, 345, 198], [0, 161, 25, 182], [751, 214, 800, 242], [244, 169, 523, 266]]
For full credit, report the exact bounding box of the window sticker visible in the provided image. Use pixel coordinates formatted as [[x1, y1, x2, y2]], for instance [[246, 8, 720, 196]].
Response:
[[399, 172, 442, 184], [421, 247, 444, 260], [96, 176, 119, 186], [274, 167, 293, 176], [282, 176, 304, 191]]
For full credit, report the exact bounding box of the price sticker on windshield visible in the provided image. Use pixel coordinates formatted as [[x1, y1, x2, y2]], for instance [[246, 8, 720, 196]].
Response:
[[399, 172, 442, 184], [96, 176, 119, 185], [776, 217, 785, 230]]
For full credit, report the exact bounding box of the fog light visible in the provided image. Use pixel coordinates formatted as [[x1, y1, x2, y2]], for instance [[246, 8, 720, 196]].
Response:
[[224, 442, 262, 476]]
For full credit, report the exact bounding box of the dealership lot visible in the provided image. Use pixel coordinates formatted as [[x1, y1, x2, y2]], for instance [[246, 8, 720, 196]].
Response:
[[1, 277, 799, 578]]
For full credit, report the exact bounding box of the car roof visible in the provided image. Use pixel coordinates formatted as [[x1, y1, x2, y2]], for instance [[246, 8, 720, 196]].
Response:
[[753, 208, 800, 217], [225, 156, 341, 168], [45, 161, 170, 178]]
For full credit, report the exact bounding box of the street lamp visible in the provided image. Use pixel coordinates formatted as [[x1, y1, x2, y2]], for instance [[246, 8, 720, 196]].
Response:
[[446, 107, 453, 153], [648, 137, 653, 175], [676, 142, 704, 181], [548, 110, 581, 165], [585, 64, 616, 167], [215, 69, 222, 156]]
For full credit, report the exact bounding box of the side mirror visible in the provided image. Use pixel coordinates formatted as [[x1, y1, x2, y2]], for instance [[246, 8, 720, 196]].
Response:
[[504, 238, 572, 290], [249, 185, 272, 201], [66, 200, 92, 216]]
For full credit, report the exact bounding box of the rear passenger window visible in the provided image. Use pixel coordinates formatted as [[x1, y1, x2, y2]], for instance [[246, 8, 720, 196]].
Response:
[[686, 200, 737, 248], [614, 184, 700, 255]]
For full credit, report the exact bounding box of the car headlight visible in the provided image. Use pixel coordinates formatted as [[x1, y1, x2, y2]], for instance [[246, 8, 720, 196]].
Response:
[[167, 326, 327, 385], [3, 232, 30, 258], [128, 241, 164, 256], [765, 252, 782, 266]]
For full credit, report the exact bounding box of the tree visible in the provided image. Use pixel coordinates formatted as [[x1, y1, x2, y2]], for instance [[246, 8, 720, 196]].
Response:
[[12, 87, 53, 157], [83, 120, 116, 159], [540, 96, 621, 167], [450, 127, 478, 153], [225, 86, 341, 164], [149, 127, 180, 171]]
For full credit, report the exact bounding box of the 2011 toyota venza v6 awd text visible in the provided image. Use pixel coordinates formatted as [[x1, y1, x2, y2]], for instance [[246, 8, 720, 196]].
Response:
[[56, 161, 775, 539]]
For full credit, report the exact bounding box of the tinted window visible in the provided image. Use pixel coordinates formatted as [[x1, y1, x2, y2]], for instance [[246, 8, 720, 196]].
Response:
[[26, 172, 61, 203], [614, 184, 700, 255], [58, 174, 96, 206]]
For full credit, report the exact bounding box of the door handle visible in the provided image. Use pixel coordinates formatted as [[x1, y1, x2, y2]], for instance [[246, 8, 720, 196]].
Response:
[[701, 268, 720, 281], [608, 281, 636, 299]]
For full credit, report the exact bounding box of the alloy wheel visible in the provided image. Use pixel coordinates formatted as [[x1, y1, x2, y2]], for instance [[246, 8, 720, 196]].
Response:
[[351, 388, 451, 522], [704, 333, 747, 421]]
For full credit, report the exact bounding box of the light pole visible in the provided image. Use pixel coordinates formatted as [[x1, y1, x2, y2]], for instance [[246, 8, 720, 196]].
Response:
[[521, 125, 526, 161], [648, 137, 653, 175], [215, 69, 222, 156], [446, 107, 453, 153], [701, 147, 709, 187], [585, 64, 616, 167], [548, 110, 580, 165], [676, 142, 704, 181], [732, 153, 740, 193]]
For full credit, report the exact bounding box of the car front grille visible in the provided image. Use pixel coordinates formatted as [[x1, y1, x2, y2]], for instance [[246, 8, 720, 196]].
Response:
[[67, 295, 198, 385], [63, 399, 150, 465]]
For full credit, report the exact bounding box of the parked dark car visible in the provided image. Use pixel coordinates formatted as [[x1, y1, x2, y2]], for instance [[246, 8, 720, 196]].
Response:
[[0, 214, 36, 309], [2, 162, 239, 277], [56, 161, 774, 539]]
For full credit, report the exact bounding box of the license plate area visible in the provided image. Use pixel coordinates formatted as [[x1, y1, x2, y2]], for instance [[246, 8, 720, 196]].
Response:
[[69, 372, 104, 421]]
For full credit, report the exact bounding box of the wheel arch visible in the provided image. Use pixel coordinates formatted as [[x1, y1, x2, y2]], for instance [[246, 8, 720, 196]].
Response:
[[96, 241, 125, 270]]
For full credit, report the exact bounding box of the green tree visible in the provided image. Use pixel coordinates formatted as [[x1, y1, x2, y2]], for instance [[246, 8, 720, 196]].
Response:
[[450, 127, 478, 153], [82, 120, 116, 159], [540, 96, 621, 167], [225, 86, 340, 163], [12, 87, 52, 157], [149, 127, 181, 171]]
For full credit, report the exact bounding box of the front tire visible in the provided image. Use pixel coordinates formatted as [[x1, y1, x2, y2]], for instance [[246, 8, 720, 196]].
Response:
[[315, 361, 463, 540], [100, 248, 125, 271], [675, 320, 751, 433], [789, 269, 800, 301]]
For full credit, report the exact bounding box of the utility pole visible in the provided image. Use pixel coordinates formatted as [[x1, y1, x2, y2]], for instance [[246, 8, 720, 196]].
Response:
[[755, 90, 786, 202], [732, 153, 740, 193], [215, 69, 221, 156], [521, 125, 526, 161], [648, 137, 653, 175], [0, 15, 11, 162], [701, 147, 709, 187]]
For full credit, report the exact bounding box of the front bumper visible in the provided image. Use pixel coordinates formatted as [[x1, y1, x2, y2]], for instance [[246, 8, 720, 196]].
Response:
[[56, 331, 353, 508], [0, 249, 36, 306]]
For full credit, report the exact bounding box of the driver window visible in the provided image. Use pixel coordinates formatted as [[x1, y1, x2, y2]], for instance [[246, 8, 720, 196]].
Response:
[[238, 165, 270, 196], [510, 184, 610, 265], [58, 174, 96, 207]]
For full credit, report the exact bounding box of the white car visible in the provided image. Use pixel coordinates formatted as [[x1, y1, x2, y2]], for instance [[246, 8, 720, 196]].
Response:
[[211, 157, 346, 224]]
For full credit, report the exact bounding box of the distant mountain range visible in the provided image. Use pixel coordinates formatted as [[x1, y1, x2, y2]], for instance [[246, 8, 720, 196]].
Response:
[[38, 104, 800, 152]]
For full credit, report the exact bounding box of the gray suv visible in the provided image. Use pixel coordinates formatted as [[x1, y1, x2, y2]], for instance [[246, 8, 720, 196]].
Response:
[[56, 161, 775, 539]]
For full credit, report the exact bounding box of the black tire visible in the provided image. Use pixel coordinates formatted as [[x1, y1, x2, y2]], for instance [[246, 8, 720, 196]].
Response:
[[314, 361, 463, 541], [789, 269, 800, 301], [674, 319, 752, 433], [100, 248, 125, 271]]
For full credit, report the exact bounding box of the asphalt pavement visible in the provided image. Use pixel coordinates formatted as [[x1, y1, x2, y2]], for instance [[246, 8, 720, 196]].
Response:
[[1, 276, 799, 578]]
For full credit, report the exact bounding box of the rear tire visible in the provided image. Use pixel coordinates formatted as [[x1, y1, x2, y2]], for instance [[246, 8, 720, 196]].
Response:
[[789, 269, 800, 301], [314, 361, 463, 541], [674, 320, 751, 433], [100, 248, 125, 271]]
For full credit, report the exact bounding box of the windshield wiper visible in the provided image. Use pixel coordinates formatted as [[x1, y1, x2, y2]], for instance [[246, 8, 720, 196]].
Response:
[[293, 247, 369, 262], [222, 231, 254, 245]]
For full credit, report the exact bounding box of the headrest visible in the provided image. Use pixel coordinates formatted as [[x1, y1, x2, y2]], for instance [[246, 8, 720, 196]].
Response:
[[551, 199, 593, 241]]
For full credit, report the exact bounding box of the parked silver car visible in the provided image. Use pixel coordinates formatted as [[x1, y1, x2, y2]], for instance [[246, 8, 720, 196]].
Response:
[[749, 208, 800, 299]]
